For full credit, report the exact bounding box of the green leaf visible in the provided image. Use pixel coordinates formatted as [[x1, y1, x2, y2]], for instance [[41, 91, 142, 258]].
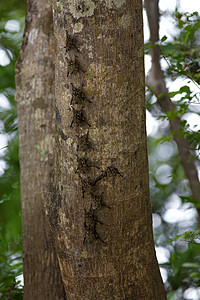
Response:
[[169, 230, 200, 242], [179, 85, 191, 94], [166, 110, 177, 121], [168, 91, 180, 98], [161, 43, 183, 55], [161, 35, 167, 43], [167, 290, 177, 300]]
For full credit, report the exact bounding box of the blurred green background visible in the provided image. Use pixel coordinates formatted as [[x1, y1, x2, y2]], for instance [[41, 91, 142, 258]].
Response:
[[0, 0, 25, 299]]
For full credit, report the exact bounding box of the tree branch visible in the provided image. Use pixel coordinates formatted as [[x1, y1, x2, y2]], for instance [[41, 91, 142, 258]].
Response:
[[144, 0, 200, 225]]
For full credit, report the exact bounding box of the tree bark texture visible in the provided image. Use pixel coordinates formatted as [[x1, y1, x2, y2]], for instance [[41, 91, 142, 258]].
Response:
[[43, 0, 166, 299], [15, 0, 66, 299]]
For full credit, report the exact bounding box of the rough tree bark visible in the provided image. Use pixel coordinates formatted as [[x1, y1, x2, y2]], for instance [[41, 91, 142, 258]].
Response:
[[45, 0, 166, 299], [16, 0, 166, 299], [15, 0, 66, 299]]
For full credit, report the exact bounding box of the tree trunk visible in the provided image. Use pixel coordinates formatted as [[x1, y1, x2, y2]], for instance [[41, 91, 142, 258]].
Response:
[[16, 0, 166, 298], [44, 0, 166, 299], [15, 0, 66, 299]]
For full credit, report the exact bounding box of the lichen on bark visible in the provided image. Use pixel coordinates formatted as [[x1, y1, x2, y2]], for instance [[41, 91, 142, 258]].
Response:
[[100, 0, 126, 9], [67, 0, 96, 19]]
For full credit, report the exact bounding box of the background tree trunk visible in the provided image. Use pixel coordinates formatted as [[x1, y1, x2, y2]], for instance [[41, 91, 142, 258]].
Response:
[[43, 0, 166, 299], [145, 0, 200, 225], [15, 0, 66, 299]]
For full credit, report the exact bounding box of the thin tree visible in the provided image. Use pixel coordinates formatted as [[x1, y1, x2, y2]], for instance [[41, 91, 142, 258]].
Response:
[[145, 0, 200, 224], [16, 0, 166, 298], [15, 0, 65, 298]]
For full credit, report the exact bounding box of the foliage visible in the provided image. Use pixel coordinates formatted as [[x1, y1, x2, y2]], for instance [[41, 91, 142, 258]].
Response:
[[0, 238, 23, 300], [0, 0, 26, 298], [146, 8, 200, 299]]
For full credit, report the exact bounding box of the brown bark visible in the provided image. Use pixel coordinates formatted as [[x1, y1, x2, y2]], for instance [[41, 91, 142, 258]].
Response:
[[15, 0, 66, 299], [145, 0, 200, 224], [43, 0, 166, 299]]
